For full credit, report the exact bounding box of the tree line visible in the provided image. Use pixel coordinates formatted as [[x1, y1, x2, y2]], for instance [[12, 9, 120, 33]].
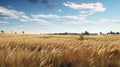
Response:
[[48, 31, 120, 35], [1, 30, 120, 35], [0, 30, 25, 34]]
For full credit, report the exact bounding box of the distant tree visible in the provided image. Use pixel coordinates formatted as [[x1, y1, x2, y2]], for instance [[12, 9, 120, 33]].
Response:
[[15, 32, 17, 34], [22, 31, 24, 34], [110, 31, 113, 34], [109, 31, 116, 34], [107, 31, 118, 35], [63, 32, 68, 35], [99, 32, 102, 35], [116, 32, 120, 34], [84, 31, 89, 35], [1, 30, 4, 33]]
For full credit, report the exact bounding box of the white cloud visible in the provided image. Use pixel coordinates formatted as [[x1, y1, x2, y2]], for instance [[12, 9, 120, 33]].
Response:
[[0, 6, 51, 25], [83, 18, 120, 25], [0, 21, 8, 24], [20, 15, 31, 22], [32, 13, 87, 25], [62, 15, 79, 20], [62, 18, 120, 25], [62, 20, 88, 25], [0, 6, 32, 23], [0, 4, 119, 26], [18, 26, 23, 28], [32, 19, 51, 25], [58, 9, 63, 12], [62, 2, 107, 24], [98, 19, 120, 24], [7, 5, 13, 8], [0, 6, 26, 19], [63, 2, 106, 12], [63, 2, 106, 19], [32, 14, 84, 20], [32, 14, 60, 19]]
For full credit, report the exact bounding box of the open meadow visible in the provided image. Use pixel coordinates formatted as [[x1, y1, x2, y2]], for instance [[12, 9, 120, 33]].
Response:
[[0, 34, 120, 67]]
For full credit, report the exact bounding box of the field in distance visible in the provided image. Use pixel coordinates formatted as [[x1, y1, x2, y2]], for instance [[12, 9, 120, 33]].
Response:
[[0, 34, 120, 67]]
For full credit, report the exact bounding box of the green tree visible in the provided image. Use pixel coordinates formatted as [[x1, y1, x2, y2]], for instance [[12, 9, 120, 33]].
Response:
[[15, 32, 17, 34], [85, 31, 89, 35], [22, 31, 24, 34], [100, 32, 102, 35], [116, 32, 119, 34], [1, 30, 4, 33]]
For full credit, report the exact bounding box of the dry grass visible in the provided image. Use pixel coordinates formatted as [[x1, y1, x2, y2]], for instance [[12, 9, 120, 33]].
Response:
[[0, 34, 120, 67]]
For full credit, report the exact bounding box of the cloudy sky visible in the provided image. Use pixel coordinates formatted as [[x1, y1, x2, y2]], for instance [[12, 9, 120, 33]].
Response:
[[0, 0, 120, 34]]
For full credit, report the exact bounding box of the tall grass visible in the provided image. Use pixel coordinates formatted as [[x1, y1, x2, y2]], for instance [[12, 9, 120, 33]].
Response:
[[0, 34, 120, 67]]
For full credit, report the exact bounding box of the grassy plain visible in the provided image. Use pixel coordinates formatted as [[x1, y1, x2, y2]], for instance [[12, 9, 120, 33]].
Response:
[[0, 34, 120, 67]]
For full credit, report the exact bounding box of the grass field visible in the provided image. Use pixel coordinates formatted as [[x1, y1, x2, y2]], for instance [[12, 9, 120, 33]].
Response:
[[0, 34, 120, 67]]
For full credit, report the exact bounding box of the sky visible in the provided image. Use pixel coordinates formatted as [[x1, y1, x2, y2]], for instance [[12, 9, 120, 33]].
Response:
[[0, 0, 120, 34]]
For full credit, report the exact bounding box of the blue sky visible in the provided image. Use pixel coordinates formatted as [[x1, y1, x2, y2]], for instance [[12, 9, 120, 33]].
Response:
[[0, 0, 120, 34]]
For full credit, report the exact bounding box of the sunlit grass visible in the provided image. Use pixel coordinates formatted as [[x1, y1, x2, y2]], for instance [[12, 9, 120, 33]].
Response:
[[0, 34, 120, 67]]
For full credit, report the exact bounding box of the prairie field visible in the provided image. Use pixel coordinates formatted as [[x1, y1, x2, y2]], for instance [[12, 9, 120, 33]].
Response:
[[0, 34, 120, 67]]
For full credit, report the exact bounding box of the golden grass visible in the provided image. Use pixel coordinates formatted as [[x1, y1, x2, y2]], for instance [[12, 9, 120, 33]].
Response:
[[0, 34, 120, 67]]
